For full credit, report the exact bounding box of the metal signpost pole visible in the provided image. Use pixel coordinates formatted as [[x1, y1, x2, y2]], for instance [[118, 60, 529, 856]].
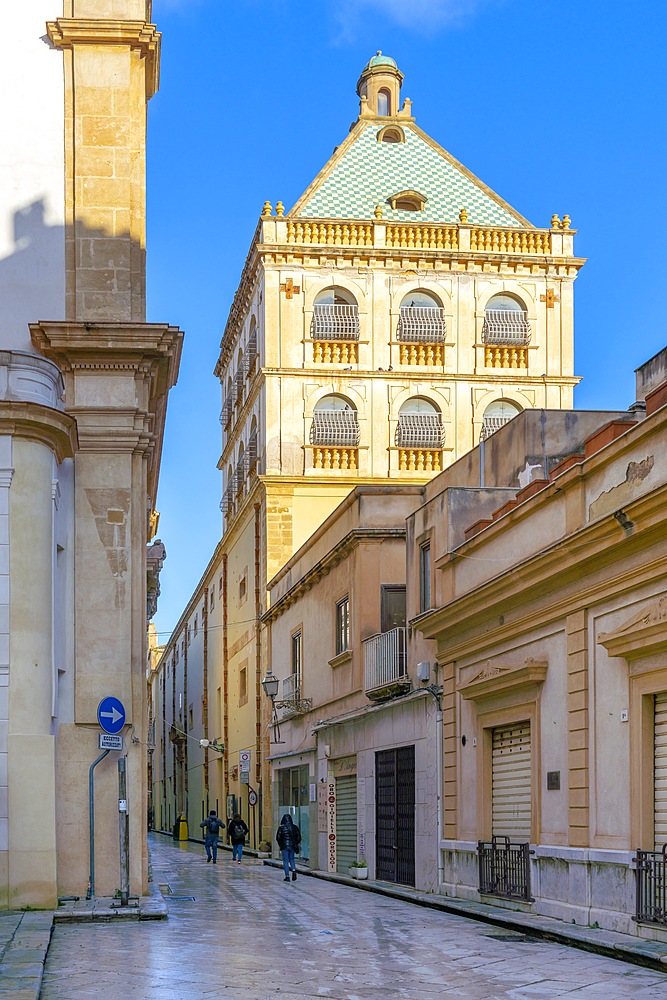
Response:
[[87, 749, 111, 899], [118, 757, 129, 906]]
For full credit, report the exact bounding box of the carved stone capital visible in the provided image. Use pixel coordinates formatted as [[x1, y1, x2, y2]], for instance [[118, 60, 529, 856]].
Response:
[[46, 19, 161, 98]]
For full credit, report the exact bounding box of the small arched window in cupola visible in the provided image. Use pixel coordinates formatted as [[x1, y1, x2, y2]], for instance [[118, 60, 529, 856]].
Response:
[[377, 125, 405, 144], [388, 189, 427, 212]]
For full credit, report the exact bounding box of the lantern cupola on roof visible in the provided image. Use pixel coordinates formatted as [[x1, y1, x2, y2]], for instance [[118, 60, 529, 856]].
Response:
[[356, 51, 412, 119]]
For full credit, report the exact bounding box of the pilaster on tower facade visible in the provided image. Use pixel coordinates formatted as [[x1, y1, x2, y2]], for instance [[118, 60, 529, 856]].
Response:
[[150, 53, 584, 853]]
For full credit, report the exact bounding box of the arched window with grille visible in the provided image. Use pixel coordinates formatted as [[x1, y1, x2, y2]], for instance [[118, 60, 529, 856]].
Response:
[[396, 398, 444, 473], [395, 398, 444, 449], [311, 395, 359, 447], [483, 295, 531, 345], [481, 399, 521, 439], [312, 287, 359, 341]]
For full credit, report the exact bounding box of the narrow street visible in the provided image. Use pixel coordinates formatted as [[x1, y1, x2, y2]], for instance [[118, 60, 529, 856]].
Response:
[[37, 835, 667, 1000]]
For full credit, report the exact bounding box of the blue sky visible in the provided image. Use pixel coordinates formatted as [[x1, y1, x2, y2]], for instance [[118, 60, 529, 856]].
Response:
[[148, 0, 667, 640]]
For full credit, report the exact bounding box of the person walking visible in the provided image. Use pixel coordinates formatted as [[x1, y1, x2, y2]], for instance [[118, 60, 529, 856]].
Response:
[[276, 814, 301, 882], [227, 812, 249, 864], [200, 810, 225, 864]]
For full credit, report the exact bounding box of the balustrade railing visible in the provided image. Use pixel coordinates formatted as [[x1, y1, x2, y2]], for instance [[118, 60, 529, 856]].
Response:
[[363, 627, 407, 693], [280, 220, 560, 255]]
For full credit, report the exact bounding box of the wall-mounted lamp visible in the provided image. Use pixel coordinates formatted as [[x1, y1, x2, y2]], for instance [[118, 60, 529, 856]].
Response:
[[261, 669, 284, 743]]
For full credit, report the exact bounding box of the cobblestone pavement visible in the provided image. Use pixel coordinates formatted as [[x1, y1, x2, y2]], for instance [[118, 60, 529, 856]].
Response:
[[39, 835, 667, 1000]]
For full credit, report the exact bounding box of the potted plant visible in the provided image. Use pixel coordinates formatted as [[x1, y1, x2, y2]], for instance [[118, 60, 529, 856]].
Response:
[[349, 860, 368, 879], [257, 840, 272, 859]]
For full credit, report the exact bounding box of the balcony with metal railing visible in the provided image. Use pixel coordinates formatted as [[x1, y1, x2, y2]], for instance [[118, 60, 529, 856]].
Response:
[[363, 627, 409, 699], [276, 673, 312, 718]]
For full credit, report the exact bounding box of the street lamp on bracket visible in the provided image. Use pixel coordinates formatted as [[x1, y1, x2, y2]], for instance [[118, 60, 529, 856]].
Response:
[[261, 669, 284, 743]]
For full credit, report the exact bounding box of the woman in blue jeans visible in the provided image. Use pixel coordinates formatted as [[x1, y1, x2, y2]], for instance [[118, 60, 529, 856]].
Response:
[[276, 814, 301, 881]]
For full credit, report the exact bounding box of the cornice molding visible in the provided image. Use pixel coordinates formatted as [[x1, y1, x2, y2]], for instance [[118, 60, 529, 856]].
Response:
[[598, 594, 667, 660], [264, 527, 406, 624], [459, 658, 548, 703], [0, 401, 78, 463], [418, 483, 667, 659], [46, 19, 161, 98]]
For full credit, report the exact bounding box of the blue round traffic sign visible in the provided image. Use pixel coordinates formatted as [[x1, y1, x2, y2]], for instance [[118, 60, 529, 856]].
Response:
[[97, 696, 126, 735]]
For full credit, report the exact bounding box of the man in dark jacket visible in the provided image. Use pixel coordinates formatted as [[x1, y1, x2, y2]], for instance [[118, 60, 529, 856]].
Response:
[[276, 814, 301, 881], [227, 812, 249, 864], [200, 810, 225, 863]]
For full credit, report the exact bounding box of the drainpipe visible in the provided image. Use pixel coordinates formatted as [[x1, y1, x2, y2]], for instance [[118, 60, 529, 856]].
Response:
[[254, 502, 262, 846], [87, 749, 110, 899], [203, 584, 209, 795], [222, 553, 229, 801]]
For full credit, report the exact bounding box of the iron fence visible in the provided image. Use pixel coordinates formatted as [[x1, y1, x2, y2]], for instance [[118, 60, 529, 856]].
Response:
[[477, 836, 534, 902], [634, 847, 667, 925]]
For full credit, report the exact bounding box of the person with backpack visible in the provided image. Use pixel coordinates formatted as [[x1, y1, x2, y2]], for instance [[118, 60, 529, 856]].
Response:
[[276, 814, 301, 882], [200, 809, 225, 863], [227, 812, 249, 864]]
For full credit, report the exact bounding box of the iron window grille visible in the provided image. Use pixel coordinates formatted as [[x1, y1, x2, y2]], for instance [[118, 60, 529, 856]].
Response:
[[247, 432, 258, 474], [397, 306, 446, 343], [477, 837, 534, 902], [220, 484, 234, 515], [245, 331, 258, 376], [482, 309, 531, 345], [310, 409, 360, 447], [311, 303, 360, 341], [481, 415, 514, 440], [634, 847, 667, 925], [234, 367, 245, 406], [395, 413, 444, 449], [221, 397, 233, 428]]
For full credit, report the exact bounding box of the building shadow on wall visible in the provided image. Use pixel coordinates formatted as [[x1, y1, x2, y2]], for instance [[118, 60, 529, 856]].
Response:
[[0, 199, 67, 350]]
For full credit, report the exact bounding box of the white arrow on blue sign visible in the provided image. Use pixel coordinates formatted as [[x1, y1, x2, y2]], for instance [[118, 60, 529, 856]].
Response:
[[97, 696, 126, 735]]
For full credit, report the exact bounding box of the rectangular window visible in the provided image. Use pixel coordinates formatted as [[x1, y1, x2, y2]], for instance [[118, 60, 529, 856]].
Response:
[[194, 615, 198, 635], [210, 588, 215, 611], [239, 666, 248, 707], [335, 596, 350, 655], [419, 542, 431, 614], [219, 575, 223, 595], [291, 630, 302, 690], [239, 572, 247, 602]]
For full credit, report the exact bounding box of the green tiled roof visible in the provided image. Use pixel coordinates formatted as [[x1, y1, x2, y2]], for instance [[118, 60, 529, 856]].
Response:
[[293, 123, 529, 227]]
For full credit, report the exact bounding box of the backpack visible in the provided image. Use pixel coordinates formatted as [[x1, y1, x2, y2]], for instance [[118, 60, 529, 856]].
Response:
[[206, 817, 217, 835]]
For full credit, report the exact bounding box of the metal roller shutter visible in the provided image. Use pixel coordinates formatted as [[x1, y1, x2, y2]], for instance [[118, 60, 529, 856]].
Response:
[[492, 722, 531, 841], [655, 692, 667, 849], [335, 774, 357, 873]]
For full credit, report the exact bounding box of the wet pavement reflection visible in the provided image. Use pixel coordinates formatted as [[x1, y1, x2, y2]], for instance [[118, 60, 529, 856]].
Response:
[[40, 833, 667, 999]]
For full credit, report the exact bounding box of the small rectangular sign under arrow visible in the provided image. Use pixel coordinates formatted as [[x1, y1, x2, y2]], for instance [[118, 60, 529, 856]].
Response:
[[99, 734, 123, 751]]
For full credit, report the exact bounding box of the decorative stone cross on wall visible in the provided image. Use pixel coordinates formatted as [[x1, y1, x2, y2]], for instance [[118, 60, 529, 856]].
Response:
[[540, 288, 558, 308], [280, 278, 301, 299]]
